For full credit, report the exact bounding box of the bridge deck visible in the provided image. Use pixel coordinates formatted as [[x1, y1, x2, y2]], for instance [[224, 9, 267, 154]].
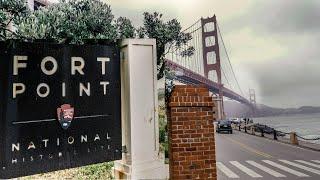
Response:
[[166, 60, 251, 106]]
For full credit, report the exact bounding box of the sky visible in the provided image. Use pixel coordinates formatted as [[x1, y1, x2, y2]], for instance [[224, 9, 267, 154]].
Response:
[[103, 0, 320, 108]]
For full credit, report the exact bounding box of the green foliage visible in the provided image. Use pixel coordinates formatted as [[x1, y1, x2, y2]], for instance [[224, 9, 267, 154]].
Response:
[[0, 0, 29, 39], [77, 162, 114, 180], [15, 0, 136, 43], [1, 1, 192, 81], [1, 0, 135, 43], [158, 100, 169, 162], [138, 12, 194, 79], [116, 16, 135, 39], [0, 0, 28, 14], [0, 10, 6, 25]]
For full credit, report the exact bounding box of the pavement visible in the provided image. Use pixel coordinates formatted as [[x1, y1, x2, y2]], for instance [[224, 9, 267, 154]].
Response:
[[216, 130, 320, 180]]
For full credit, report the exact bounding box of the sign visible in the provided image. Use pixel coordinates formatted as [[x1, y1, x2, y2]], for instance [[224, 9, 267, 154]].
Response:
[[0, 41, 121, 178]]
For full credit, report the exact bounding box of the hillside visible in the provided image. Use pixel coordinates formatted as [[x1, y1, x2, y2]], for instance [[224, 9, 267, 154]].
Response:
[[224, 101, 320, 117]]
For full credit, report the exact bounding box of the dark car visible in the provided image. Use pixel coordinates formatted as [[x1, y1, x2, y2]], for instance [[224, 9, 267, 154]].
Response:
[[254, 124, 274, 134], [216, 120, 233, 134]]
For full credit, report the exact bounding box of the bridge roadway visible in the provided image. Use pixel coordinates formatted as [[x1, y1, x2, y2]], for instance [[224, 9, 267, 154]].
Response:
[[216, 131, 320, 180], [166, 60, 251, 106]]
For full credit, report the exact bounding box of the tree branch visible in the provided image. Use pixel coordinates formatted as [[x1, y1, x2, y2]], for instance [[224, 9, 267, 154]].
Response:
[[164, 42, 174, 56], [0, 26, 26, 39], [157, 58, 166, 80]]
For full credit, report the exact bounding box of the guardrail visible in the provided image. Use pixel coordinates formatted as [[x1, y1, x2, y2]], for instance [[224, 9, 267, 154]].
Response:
[[232, 123, 320, 151]]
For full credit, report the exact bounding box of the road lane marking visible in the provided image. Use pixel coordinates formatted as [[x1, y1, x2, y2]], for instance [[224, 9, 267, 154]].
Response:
[[311, 160, 320, 164], [263, 160, 309, 177], [246, 160, 286, 177], [295, 160, 320, 169], [279, 160, 320, 175], [222, 135, 273, 159], [217, 162, 239, 178], [230, 161, 262, 178]]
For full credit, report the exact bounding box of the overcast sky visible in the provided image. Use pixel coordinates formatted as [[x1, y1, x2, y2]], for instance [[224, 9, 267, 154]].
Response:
[[104, 0, 320, 108]]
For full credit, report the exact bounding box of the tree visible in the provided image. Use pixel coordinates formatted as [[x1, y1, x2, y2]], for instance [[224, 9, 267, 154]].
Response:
[[1, 1, 193, 80], [0, 0, 29, 40], [138, 12, 194, 80], [1, 0, 135, 43], [115, 16, 135, 39]]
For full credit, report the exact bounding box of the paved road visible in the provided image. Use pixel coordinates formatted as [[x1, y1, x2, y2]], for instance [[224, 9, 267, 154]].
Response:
[[216, 130, 320, 180]]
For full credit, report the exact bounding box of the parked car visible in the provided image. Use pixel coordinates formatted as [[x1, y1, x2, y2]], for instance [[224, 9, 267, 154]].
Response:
[[230, 118, 246, 124], [254, 124, 274, 134], [229, 118, 243, 124], [216, 120, 233, 134]]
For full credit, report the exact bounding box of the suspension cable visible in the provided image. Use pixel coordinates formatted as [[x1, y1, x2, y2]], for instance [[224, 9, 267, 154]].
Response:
[[217, 22, 244, 96], [221, 68, 231, 88], [182, 19, 201, 32]]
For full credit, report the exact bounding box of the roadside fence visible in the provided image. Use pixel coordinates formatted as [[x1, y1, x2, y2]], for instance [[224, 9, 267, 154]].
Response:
[[232, 123, 320, 151]]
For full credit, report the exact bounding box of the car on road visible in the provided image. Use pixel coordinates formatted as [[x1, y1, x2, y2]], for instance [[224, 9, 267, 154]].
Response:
[[229, 118, 239, 124], [254, 124, 277, 134], [216, 120, 233, 134], [229, 118, 244, 124]]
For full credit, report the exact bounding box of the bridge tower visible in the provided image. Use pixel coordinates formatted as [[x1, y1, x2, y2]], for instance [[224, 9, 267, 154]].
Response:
[[201, 15, 224, 119], [249, 89, 257, 115]]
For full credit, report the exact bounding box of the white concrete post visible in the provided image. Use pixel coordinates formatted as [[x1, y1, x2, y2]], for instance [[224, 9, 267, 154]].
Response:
[[114, 39, 168, 179]]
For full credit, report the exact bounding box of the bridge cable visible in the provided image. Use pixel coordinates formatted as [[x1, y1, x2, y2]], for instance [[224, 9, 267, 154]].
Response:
[[217, 22, 245, 97], [221, 68, 232, 89], [182, 19, 201, 32]]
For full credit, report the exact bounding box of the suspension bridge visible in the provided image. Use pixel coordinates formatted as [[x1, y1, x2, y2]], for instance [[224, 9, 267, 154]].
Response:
[[165, 15, 320, 180], [165, 15, 255, 118]]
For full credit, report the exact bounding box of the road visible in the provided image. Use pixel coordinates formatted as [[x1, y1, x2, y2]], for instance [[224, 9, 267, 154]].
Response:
[[216, 130, 320, 180]]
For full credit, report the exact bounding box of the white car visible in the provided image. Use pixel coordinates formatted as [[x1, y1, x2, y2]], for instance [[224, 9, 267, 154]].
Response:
[[229, 118, 244, 124]]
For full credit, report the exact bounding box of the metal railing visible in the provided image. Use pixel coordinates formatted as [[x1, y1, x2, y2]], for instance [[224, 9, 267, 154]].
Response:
[[232, 123, 320, 151]]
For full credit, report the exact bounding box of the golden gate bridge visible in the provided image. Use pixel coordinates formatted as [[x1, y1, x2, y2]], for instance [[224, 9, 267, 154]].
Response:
[[165, 15, 256, 117]]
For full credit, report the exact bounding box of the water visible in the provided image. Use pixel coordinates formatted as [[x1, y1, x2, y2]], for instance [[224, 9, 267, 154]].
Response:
[[254, 113, 320, 144]]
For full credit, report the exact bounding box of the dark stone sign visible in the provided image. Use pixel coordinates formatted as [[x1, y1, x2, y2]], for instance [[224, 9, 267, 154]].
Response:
[[0, 41, 121, 178]]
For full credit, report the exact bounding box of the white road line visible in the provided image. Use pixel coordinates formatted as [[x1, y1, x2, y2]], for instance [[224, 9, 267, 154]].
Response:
[[230, 161, 262, 178], [295, 160, 320, 169], [311, 160, 320, 164], [246, 160, 286, 177], [279, 160, 320, 175], [217, 162, 239, 178], [263, 160, 309, 177]]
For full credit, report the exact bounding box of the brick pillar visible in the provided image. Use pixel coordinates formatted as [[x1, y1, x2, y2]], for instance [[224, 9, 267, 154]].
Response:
[[168, 85, 217, 180]]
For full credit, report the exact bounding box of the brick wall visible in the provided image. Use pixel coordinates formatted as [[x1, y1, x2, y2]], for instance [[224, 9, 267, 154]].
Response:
[[168, 85, 217, 180]]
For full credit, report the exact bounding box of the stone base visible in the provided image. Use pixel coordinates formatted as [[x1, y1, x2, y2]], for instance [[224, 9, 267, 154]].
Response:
[[113, 160, 169, 179]]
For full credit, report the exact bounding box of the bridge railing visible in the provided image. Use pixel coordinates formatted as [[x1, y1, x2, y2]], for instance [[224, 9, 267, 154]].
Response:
[[232, 123, 320, 151]]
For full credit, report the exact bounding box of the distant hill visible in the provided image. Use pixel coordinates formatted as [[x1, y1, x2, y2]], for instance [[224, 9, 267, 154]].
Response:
[[158, 88, 320, 117], [223, 101, 252, 118], [224, 101, 320, 117]]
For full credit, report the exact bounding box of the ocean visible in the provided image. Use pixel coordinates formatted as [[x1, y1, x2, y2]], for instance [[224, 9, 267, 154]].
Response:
[[254, 113, 320, 144]]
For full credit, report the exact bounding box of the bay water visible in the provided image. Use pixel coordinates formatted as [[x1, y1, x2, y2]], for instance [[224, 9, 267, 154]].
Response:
[[254, 113, 320, 144]]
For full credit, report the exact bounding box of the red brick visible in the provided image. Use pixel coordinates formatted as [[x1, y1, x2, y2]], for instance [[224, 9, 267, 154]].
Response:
[[168, 85, 217, 180], [185, 147, 197, 151], [179, 143, 191, 148]]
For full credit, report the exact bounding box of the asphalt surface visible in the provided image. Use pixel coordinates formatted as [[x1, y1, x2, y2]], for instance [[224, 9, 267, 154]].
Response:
[[216, 130, 320, 180]]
